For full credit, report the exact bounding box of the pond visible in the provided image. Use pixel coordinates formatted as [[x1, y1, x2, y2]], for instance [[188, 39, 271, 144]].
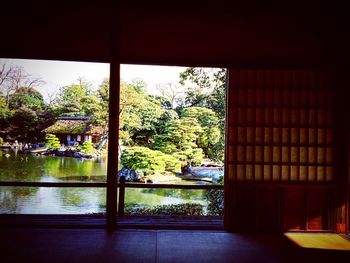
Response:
[[0, 150, 209, 214]]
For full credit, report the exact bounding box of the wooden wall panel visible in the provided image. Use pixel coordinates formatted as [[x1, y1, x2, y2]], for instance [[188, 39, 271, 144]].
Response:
[[256, 188, 279, 232], [225, 70, 336, 232], [307, 189, 330, 230], [233, 186, 256, 232], [284, 188, 306, 230]]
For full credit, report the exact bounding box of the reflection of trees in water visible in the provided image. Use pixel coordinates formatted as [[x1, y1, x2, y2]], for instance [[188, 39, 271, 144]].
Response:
[[57, 188, 106, 209], [0, 152, 107, 182], [140, 188, 204, 200], [0, 187, 38, 213], [44, 156, 106, 179], [0, 152, 43, 181]]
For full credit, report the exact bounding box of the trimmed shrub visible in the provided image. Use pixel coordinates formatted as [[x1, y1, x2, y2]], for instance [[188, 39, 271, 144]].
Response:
[[160, 154, 182, 173], [78, 141, 94, 155], [205, 175, 224, 216], [173, 148, 203, 170], [121, 146, 181, 175], [45, 134, 61, 150], [124, 203, 204, 216]]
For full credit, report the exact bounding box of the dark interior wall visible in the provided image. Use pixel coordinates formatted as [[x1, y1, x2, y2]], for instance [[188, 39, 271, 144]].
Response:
[[120, 12, 331, 68], [1, 2, 112, 62], [0, 1, 346, 69]]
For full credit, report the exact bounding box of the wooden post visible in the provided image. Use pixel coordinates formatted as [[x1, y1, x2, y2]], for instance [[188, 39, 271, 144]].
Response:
[[118, 176, 126, 217], [334, 70, 349, 233], [106, 62, 120, 230]]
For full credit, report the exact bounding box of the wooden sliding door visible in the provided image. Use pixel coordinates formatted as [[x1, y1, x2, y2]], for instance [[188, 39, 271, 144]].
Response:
[[225, 70, 338, 232]]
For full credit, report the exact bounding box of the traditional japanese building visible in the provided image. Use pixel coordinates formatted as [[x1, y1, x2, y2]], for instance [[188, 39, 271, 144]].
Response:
[[43, 116, 103, 146]]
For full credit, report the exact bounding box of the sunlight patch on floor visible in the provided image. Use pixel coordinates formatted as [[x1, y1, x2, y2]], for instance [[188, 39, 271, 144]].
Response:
[[284, 233, 350, 251]]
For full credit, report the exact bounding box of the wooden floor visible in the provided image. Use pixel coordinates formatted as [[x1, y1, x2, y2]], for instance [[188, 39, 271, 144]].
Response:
[[0, 228, 349, 263], [0, 214, 224, 230], [0, 215, 349, 262]]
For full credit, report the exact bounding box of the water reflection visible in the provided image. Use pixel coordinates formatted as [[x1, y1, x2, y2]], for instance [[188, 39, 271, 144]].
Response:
[[0, 151, 107, 182], [0, 187, 106, 214], [0, 151, 210, 214], [0, 187, 38, 213]]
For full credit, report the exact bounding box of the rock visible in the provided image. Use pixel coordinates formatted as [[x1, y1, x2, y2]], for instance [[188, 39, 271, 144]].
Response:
[[191, 169, 224, 181], [73, 152, 85, 158], [141, 173, 181, 183], [118, 167, 144, 182], [180, 166, 224, 182]]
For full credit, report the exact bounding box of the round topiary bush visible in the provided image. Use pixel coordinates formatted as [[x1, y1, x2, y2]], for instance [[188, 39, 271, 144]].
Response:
[[45, 134, 61, 150], [78, 141, 94, 155], [121, 146, 181, 175]]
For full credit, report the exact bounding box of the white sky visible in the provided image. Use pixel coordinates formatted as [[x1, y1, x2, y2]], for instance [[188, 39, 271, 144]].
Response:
[[0, 58, 188, 101]]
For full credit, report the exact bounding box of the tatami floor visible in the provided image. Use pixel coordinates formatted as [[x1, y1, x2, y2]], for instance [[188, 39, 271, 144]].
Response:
[[0, 228, 350, 263]]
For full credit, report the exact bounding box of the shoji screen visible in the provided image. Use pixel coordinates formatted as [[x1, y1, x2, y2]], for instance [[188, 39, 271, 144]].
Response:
[[225, 70, 335, 232]]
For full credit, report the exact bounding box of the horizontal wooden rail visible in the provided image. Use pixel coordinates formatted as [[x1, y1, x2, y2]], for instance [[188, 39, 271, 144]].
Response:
[[124, 183, 224, 190], [0, 181, 224, 190], [0, 181, 107, 187], [0, 181, 335, 189]]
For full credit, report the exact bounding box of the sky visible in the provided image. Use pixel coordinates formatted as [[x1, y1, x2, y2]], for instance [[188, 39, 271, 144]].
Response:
[[0, 58, 188, 101]]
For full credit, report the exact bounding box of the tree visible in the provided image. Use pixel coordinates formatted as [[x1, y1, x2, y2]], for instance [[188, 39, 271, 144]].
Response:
[[9, 87, 45, 111], [78, 141, 94, 155], [179, 68, 227, 161], [119, 81, 148, 144], [155, 82, 184, 108], [0, 63, 45, 104], [56, 78, 99, 117], [152, 116, 204, 169], [182, 107, 221, 159], [11, 106, 39, 141], [130, 78, 147, 94], [57, 83, 87, 116], [0, 96, 11, 127], [121, 146, 181, 175], [45, 134, 61, 150], [179, 67, 226, 120], [96, 78, 109, 128], [129, 96, 165, 146]]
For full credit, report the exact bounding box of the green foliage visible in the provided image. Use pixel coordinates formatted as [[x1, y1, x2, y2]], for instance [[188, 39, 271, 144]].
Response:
[[11, 106, 39, 141], [118, 81, 147, 144], [130, 78, 147, 94], [153, 118, 202, 152], [179, 68, 227, 162], [9, 87, 45, 111], [150, 95, 173, 109], [130, 100, 164, 145], [152, 107, 225, 167], [124, 203, 204, 216], [121, 147, 181, 174], [205, 176, 224, 216], [183, 107, 221, 159], [78, 141, 94, 155], [0, 137, 3, 145], [172, 148, 203, 168], [45, 134, 61, 150], [57, 78, 98, 117], [0, 96, 12, 127], [159, 154, 182, 174]]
